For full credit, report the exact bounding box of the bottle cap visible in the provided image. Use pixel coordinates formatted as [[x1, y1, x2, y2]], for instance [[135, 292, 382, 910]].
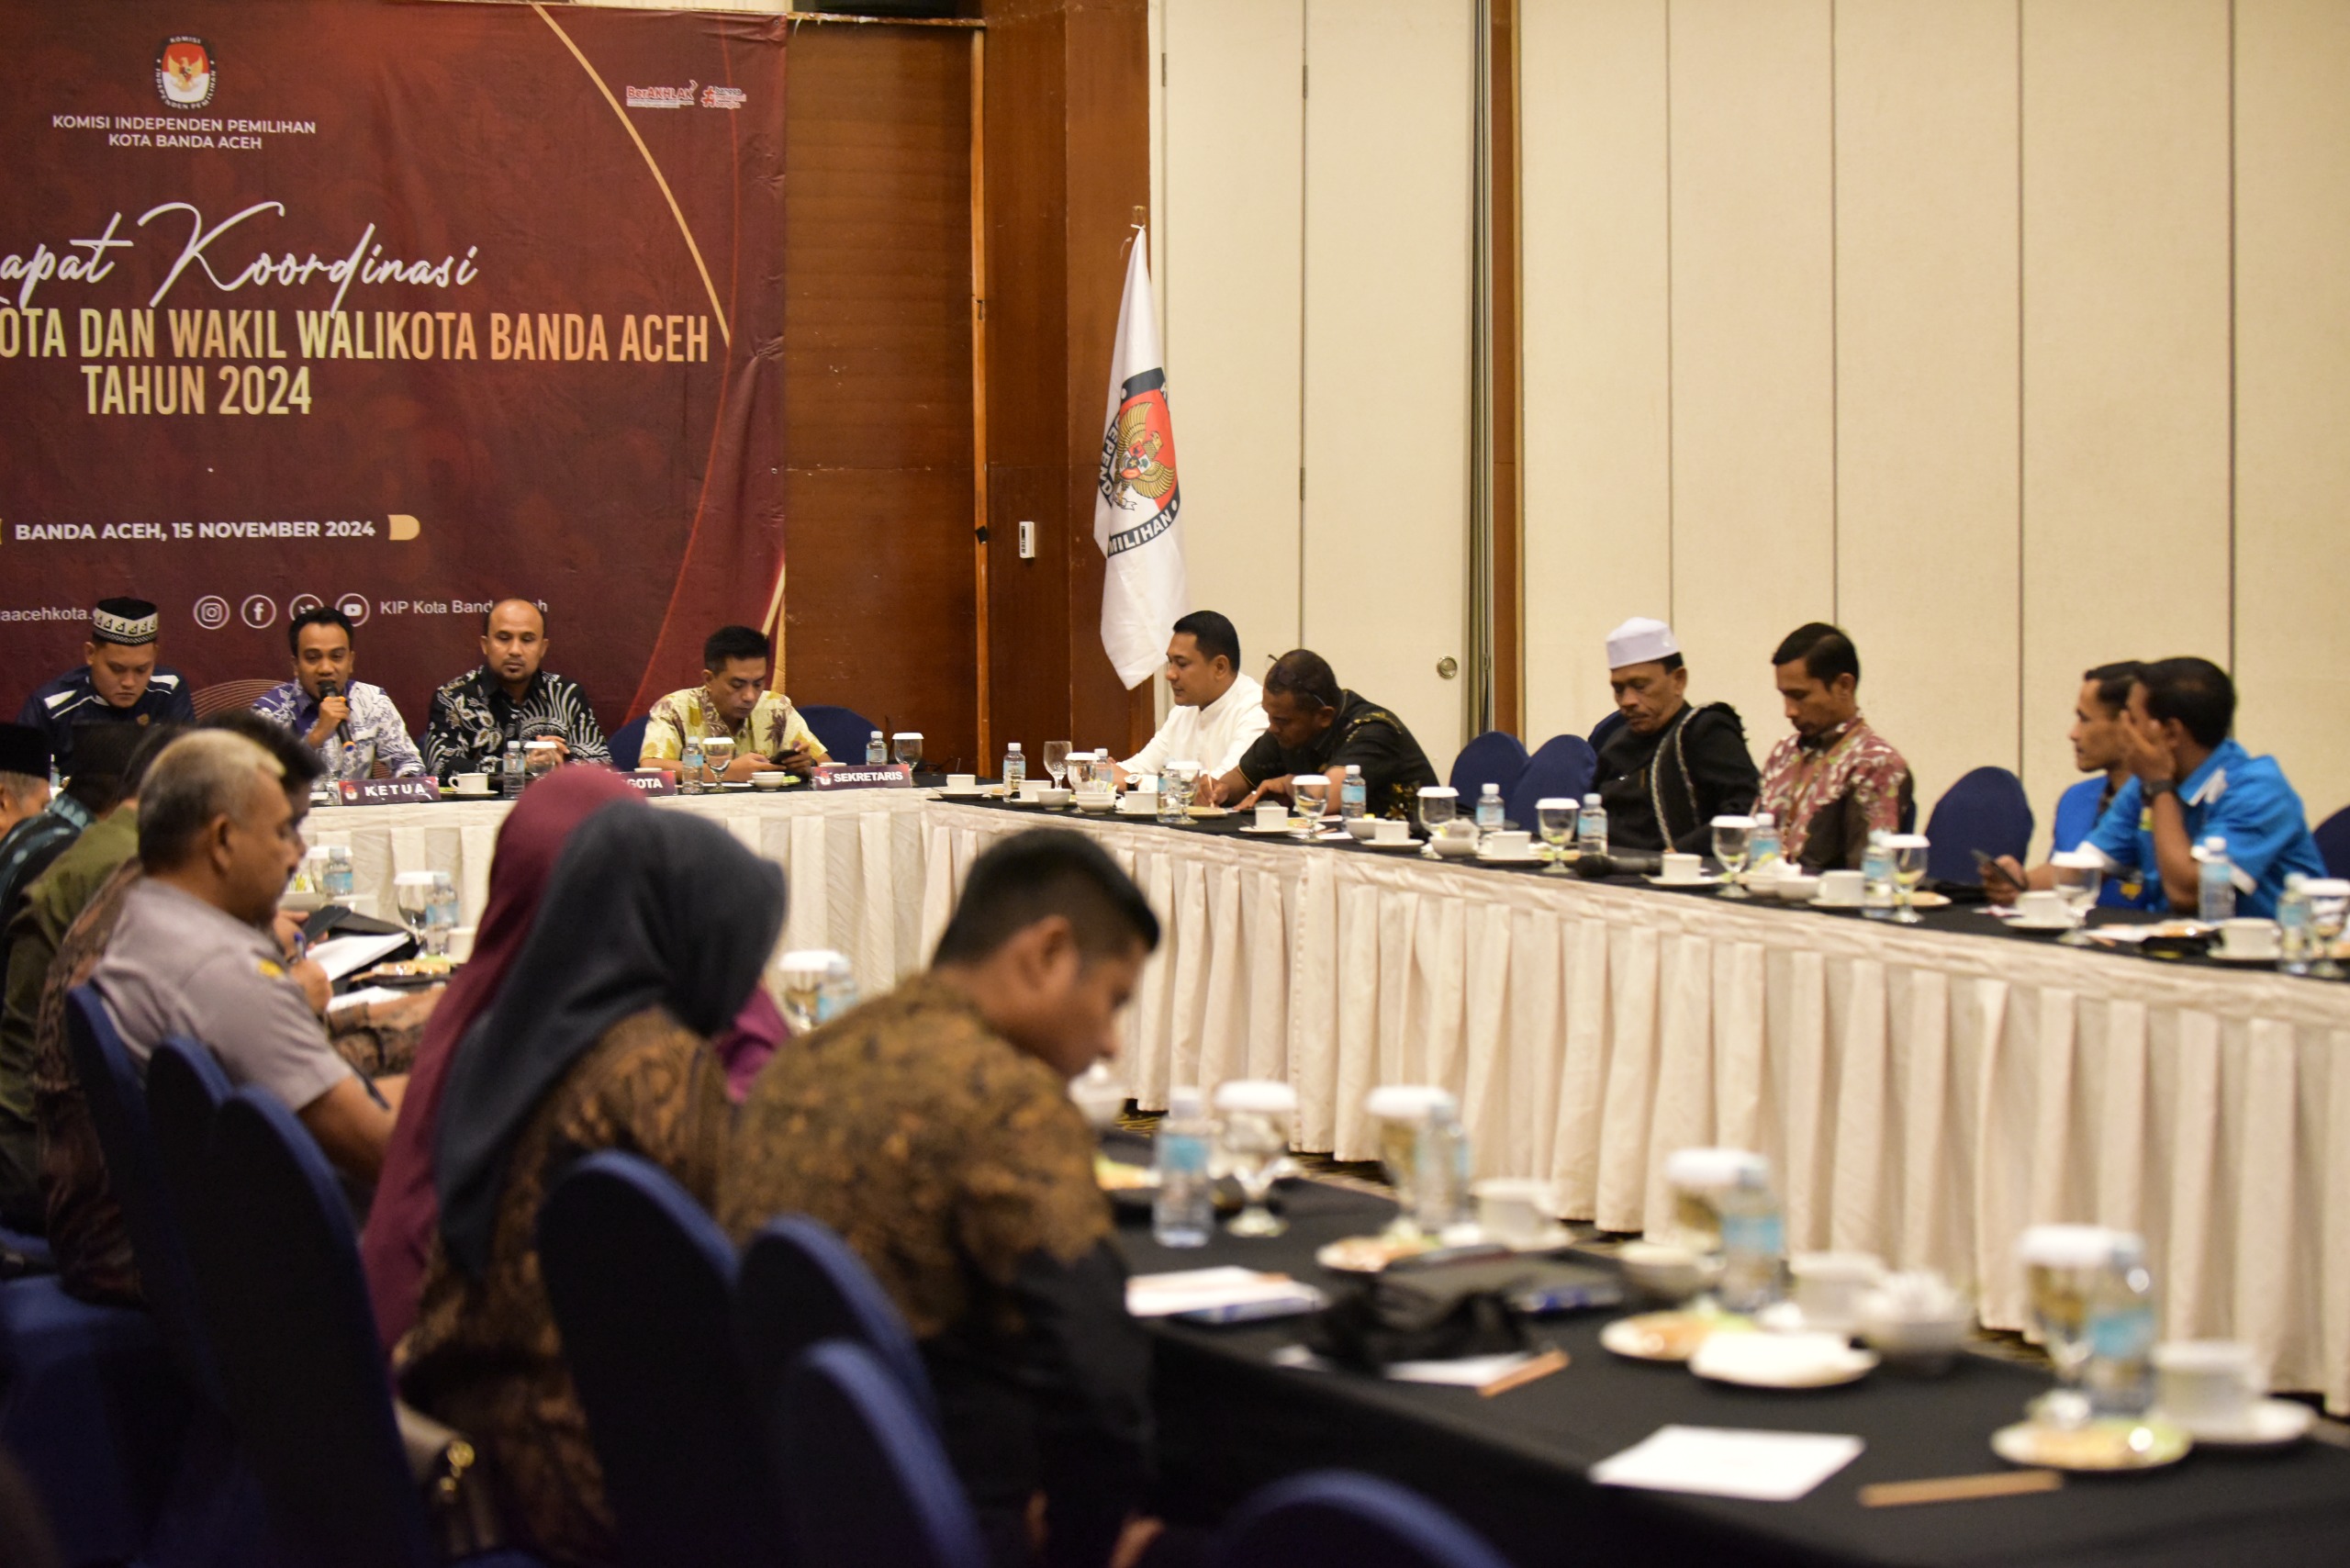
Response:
[[1482, 782, 1500, 797], [1008, 742, 1022, 752], [1167, 1084, 1206, 1119], [869, 730, 882, 739], [1755, 812, 1775, 827], [1364, 1083, 1455, 1121], [1664, 1147, 1768, 1190], [1583, 792, 1601, 806], [2202, 834, 2226, 853], [1346, 765, 1361, 777]]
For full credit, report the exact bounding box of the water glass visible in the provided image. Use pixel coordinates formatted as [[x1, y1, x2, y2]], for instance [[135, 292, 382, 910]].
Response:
[[778, 949, 855, 1033], [1214, 1081, 1298, 1238], [1536, 797, 1575, 873], [892, 732, 923, 770], [2051, 851, 2103, 946], [1160, 762, 1199, 824], [2020, 1224, 2117, 1428], [1366, 1084, 1452, 1239], [422, 870, 461, 956], [702, 734, 736, 787], [1292, 775, 1330, 832], [393, 872, 435, 949], [1888, 834, 1931, 925], [1711, 815, 1753, 897], [1043, 740, 1072, 789], [524, 739, 561, 784], [1417, 787, 1458, 860]]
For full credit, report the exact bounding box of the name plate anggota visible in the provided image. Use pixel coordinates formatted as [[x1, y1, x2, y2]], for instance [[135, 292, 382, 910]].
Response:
[[808, 763, 913, 792], [618, 769, 677, 797], [335, 778, 442, 806]]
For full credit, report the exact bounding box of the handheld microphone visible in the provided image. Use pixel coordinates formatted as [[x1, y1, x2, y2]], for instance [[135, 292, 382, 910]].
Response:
[[317, 679, 352, 744]]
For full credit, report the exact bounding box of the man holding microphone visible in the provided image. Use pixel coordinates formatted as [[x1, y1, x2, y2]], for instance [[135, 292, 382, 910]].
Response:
[[252, 606, 426, 782]]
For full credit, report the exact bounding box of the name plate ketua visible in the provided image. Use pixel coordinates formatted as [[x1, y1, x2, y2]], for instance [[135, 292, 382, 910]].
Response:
[[808, 763, 913, 792], [618, 769, 677, 798], [336, 778, 442, 806]]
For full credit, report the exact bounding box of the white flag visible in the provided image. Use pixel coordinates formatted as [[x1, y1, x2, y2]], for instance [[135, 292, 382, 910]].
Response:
[[1092, 231, 1188, 689]]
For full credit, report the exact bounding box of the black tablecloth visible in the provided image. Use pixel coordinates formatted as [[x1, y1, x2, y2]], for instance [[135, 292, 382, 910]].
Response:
[[1112, 1176, 2350, 1568]]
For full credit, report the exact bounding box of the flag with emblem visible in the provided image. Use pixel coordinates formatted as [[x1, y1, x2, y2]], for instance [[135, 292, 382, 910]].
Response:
[[1092, 230, 1188, 689]]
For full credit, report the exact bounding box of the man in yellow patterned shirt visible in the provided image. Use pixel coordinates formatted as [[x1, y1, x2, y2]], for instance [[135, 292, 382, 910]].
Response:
[[639, 625, 829, 781]]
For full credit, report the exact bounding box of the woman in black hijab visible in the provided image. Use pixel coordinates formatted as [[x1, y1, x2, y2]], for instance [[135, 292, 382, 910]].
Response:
[[398, 801, 784, 1566]]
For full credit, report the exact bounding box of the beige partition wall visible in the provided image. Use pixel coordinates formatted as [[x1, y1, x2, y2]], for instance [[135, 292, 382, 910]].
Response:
[[1522, 0, 2350, 846]]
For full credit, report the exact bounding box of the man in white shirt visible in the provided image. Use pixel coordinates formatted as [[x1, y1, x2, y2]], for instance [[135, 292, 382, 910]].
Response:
[[1113, 611, 1268, 787]]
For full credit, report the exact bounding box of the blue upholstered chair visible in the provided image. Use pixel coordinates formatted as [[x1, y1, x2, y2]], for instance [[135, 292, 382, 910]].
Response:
[[1922, 767, 2034, 887], [1446, 731, 1529, 810], [1588, 709, 1627, 753], [609, 716, 650, 771], [1504, 734, 1598, 839], [736, 1215, 934, 1425], [539, 1152, 785, 1568], [772, 1341, 986, 1568], [797, 704, 882, 765], [1209, 1471, 1511, 1568], [2313, 804, 2350, 882]]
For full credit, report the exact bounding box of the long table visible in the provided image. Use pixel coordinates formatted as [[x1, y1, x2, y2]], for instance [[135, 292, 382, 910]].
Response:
[[306, 785, 2350, 1413], [1117, 1176, 2350, 1568]]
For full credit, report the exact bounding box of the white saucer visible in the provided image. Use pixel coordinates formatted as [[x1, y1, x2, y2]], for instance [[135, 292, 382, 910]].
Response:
[[1497, 1223, 1575, 1252], [1689, 1330, 1877, 1389], [934, 788, 987, 799], [1239, 823, 1305, 835], [449, 789, 494, 801], [1360, 839, 1422, 851], [1647, 875, 1715, 889], [2210, 952, 2287, 967], [1807, 898, 1870, 911], [1757, 1301, 1858, 1338], [2155, 1398, 2315, 1448], [2007, 917, 2077, 934], [1477, 850, 1541, 865]]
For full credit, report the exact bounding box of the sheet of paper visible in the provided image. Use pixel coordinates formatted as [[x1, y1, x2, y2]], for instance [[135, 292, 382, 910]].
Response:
[[1267, 1343, 1545, 1387], [1591, 1426, 1863, 1502], [1127, 1268, 1319, 1319], [306, 931, 409, 981]]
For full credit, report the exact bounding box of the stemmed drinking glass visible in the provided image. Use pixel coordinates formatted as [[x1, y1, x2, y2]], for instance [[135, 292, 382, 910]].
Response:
[[1293, 775, 1330, 833], [2307, 879, 2350, 980], [1417, 787, 1458, 860], [1537, 797, 1575, 873], [1366, 1084, 1451, 1240], [1711, 815, 1753, 897], [1214, 1081, 1298, 1238], [1044, 740, 1072, 792], [2020, 1225, 2117, 1428], [1889, 834, 1931, 924], [2051, 851, 2103, 946], [893, 732, 923, 771], [702, 733, 736, 788], [393, 872, 433, 951]]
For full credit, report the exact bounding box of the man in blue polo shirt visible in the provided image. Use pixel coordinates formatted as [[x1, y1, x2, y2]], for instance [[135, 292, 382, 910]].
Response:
[[16, 599, 196, 774], [2079, 658, 2320, 918]]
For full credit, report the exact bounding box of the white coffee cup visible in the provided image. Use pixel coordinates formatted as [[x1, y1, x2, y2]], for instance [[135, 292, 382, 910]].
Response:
[[1483, 830, 1533, 859], [1472, 1178, 1557, 1249], [946, 773, 978, 792], [2219, 918, 2281, 960], [2153, 1340, 2261, 1427], [446, 926, 477, 964], [1818, 869, 1865, 906], [1371, 818, 1411, 846], [1018, 779, 1047, 803], [1255, 802, 1288, 830], [452, 772, 490, 797], [1789, 1251, 1885, 1333], [2016, 889, 2070, 924], [1658, 852, 1703, 884]]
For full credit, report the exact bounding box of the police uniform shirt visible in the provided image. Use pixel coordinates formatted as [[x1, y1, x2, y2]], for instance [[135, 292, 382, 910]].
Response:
[[16, 667, 194, 772]]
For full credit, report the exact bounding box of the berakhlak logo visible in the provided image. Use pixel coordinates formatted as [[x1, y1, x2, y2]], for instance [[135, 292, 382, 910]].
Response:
[[1097, 369, 1180, 558], [156, 37, 216, 109]]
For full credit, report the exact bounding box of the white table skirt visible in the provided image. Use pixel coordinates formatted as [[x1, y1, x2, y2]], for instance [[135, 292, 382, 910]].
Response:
[[308, 790, 2350, 1412]]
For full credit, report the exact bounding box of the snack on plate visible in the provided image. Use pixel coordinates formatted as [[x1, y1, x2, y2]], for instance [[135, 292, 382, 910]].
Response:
[[1314, 1233, 1436, 1273], [1094, 1155, 1157, 1192]]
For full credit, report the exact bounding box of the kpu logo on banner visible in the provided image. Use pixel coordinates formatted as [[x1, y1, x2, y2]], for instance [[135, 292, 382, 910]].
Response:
[[156, 37, 218, 109], [1097, 369, 1180, 558]]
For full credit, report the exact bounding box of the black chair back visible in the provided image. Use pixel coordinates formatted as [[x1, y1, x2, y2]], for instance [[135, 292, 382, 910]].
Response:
[[772, 1341, 984, 1568]]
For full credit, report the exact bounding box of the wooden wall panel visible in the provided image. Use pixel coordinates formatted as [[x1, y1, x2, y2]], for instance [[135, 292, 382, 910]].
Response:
[[2233, 0, 2350, 823], [1833, 0, 2020, 826], [1666, 0, 1837, 761], [780, 24, 980, 768], [1161, 0, 1304, 673], [1301, 0, 1475, 777], [1518, 0, 1672, 746], [2019, 0, 2232, 825]]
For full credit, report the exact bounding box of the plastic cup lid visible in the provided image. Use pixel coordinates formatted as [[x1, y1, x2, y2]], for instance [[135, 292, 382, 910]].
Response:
[[778, 948, 849, 972], [1365, 1083, 1454, 1119], [2050, 848, 2105, 868], [892, 732, 922, 740], [2018, 1223, 2122, 1268], [1213, 1079, 1298, 1114], [1710, 814, 1754, 829], [1663, 1147, 1767, 1189], [1418, 786, 1458, 799], [1538, 797, 1573, 810]]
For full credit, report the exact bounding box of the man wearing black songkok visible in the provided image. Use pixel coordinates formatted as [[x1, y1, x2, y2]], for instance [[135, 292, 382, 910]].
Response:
[[17, 598, 195, 773]]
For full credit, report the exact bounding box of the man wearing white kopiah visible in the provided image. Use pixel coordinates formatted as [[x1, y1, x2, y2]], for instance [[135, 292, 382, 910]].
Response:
[[1093, 230, 1190, 691], [1589, 616, 1759, 854], [1113, 611, 1268, 788]]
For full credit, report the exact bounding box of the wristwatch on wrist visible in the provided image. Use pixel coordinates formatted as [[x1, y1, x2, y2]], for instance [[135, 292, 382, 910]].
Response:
[[2143, 777, 2177, 800]]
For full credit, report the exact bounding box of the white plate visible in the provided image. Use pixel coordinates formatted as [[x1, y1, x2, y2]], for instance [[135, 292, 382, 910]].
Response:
[[1990, 1418, 2191, 1472], [1239, 823, 1307, 835], [934, 788, 987, 799], [2156, 1397, 2315, 1448], [1689, 1331, 1877, 1389], [2007, 917, 2077, 934]]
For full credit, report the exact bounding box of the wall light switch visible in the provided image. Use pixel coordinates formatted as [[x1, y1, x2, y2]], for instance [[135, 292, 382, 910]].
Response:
[[1017, 520, 1036, 559]]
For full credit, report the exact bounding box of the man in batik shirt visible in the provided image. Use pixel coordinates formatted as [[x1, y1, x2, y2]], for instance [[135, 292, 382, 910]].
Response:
[[1756, 622, 1913, 872], [1210, 648, 1438, 819], [639, 623, 828, 783], [252, 607, 425, 783], [421, 599, 610, 779]]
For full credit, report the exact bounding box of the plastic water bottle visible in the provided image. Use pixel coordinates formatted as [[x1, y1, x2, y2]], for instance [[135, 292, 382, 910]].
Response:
[[1576, 792, 1608, 858], [1414, 1098, 1472, 1237], [1002, 742, 1025, 791], [2199, 835, 2236, 923], [678, 732, 704, 796], [865, 730, 887, 766], [1749, 812, 1781, 874], [1861, 830, 1896, 919], [1475, 782, 1505, 837], [1339, 765, 1368, 821], [1716, 1166, 1785, 1314], [322, 846, 355, 899], [1152, 1086, 1214, 1249], [500, 741, 526, 801], [2084, 1234, 2158, 1418], [2278, 874, 2314, 974]]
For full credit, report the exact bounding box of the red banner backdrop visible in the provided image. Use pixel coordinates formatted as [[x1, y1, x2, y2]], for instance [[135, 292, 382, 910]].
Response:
[[0, 0, 785, 730]]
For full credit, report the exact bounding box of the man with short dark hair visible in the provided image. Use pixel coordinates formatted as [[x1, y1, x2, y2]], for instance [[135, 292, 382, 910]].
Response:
[[0, 727, 57, 913], [0, 725, 139, 960], [1207, 648, 1438, 817], [1113, 610, 1269, 787], [1756, 622, 1913, 871], [722, 829, 1167, 1568], [2061, 658, 2320, 918], [252, 606, 425, 781], [16, 598, 195, 773], [1591, 617, 1760, 853], [1982, 662, 2161, 910], [421, 599, 610, 779], [639, 624, 829, 781]]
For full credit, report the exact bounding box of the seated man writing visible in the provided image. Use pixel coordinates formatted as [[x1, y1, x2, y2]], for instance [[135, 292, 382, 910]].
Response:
[[92, 731, 399, 1185], [421, 599, 610, 779], [1986, 657, 2322, 917], [639, 623, 829, 781], [721, 829, 1169, 1568], [1756, 622, 1912, 871], [1113, 610, 1268, 789], [1204, 649, 1438, 819], [1591, 617, 1760, 853]]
